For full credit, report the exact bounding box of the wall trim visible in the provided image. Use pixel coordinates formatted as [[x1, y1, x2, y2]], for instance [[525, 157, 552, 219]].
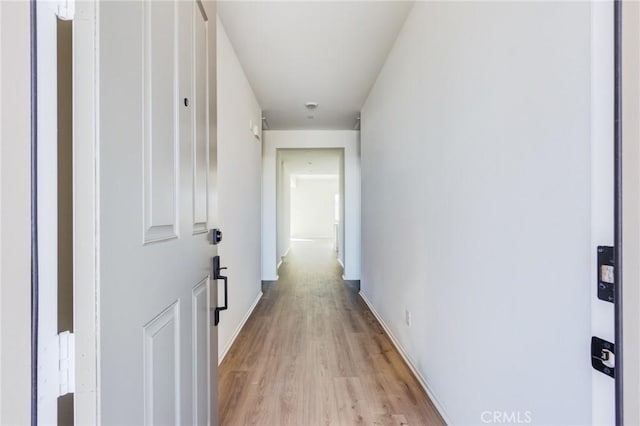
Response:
[[218, 291, 263, 365], [338, 258, 346, 281], [359, 291, 452, 425], [277, 247, 291, 272]]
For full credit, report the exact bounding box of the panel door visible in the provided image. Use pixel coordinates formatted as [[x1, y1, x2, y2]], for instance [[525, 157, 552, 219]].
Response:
[[98, 1, 218, 424]]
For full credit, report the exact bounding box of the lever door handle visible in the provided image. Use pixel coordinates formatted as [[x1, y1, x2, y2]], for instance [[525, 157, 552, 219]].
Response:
[[212, 255, 228, 326]]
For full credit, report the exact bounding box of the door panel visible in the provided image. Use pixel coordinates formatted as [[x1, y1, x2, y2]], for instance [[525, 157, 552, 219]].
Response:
[[193, 278, 209, 425], [193, 3, 210, 234], [98, 1, 217, 424], [143, 302, 180, 425], [143, 0, 178, 243]]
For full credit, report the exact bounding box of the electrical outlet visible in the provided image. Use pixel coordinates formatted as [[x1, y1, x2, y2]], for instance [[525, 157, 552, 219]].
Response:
[[405, 309, 411, 327]]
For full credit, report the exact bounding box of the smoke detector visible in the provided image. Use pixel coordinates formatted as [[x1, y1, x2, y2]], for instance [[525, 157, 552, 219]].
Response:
[[305, 102, 319, 110]]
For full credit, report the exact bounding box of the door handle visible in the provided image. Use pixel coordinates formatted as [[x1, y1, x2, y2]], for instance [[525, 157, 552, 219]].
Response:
[[212, 255, 228, 326]]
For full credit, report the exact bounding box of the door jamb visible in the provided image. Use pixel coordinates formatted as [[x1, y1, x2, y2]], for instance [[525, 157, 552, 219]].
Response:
[[72, 1, 99, 423], [614, 0, 623, 423], [30, 0, 39, 422], [622, 1, 640, 424]]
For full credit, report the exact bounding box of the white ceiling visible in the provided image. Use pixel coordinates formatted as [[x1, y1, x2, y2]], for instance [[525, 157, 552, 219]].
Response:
[[279, 148, 341, 175], [217, 1, 414, 130]]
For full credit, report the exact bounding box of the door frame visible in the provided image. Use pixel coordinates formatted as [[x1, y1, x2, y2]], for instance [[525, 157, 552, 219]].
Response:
[[622, 0, 640, 424], [73, 1, 99, 423]]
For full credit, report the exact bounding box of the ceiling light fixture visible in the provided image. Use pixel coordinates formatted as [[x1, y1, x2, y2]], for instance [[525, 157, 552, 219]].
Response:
[[305, 102, 319, 110]]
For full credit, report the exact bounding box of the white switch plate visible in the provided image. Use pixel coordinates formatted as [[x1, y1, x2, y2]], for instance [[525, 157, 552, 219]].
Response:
[[405, 309, 411, 327]]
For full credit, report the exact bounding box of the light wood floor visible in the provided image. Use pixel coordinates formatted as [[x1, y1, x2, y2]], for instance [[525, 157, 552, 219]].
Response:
[[219, 239, 445, 426]]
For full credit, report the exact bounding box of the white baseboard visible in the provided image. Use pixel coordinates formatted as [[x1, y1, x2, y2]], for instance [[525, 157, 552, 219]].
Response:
[[218, 291, 263, 366], [337, 257, 345, 280], [359, 291, 451, 425], [276, 247, 290, 272]]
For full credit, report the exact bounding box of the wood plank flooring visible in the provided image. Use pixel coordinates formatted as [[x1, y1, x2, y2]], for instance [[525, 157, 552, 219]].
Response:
[[219, 239, 445, 426]]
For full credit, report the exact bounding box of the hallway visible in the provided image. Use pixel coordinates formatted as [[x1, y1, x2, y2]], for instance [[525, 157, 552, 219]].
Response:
[[219, 239, 445, 425]]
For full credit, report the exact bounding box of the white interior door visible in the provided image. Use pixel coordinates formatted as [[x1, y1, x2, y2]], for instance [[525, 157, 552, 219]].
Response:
[[98, 1, 218, 424]]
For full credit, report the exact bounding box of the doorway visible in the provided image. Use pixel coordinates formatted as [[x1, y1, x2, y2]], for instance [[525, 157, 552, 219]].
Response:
[[276, 148, 345, 272]]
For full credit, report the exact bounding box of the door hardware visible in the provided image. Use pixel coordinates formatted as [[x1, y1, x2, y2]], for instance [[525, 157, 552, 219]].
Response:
[[212, 255, 228, 326], [209, 228, 222, 245], [597, 246, 615, 303], [601, 349, 615, 369], [591, 336, 615, 378]]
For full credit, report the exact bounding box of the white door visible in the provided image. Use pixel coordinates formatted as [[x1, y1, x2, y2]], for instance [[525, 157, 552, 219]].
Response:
[[98, 1, 218, 424]]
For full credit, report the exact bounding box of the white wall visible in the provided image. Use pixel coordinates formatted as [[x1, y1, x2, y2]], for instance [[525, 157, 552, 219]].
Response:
[[291, 177, 339, 239], [361, 2, 592, 425], [590, 2, 615, 423], [0, 1, 32, 423], [623, 2, 640, 424], [262, 131, 360, 280], [217, 17, 263, 362]]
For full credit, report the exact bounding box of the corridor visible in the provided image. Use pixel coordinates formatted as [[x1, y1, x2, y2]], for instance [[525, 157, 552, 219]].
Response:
[[219, 239, 445, 425]]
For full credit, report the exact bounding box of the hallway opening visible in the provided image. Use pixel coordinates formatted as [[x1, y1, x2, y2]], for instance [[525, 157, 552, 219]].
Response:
[[276, 149, 345, 274], [219, 239, 445, 425]]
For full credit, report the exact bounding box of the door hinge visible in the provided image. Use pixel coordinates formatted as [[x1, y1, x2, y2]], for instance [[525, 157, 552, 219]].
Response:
[[58, 331, 75, 396], [56, 0, 75, 20]]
